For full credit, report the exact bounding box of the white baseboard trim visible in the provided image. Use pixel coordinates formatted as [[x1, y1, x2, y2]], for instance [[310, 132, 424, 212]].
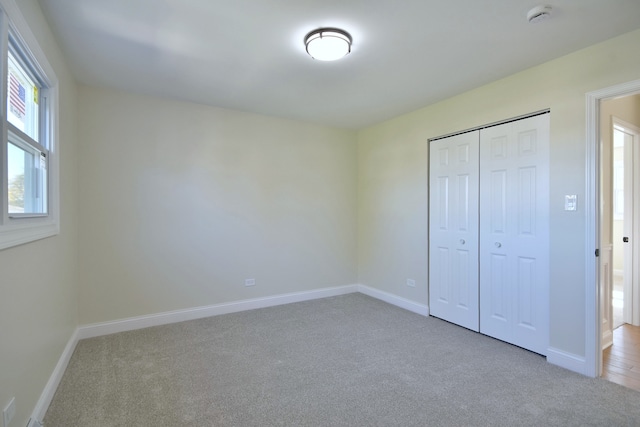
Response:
[[78, 284, 359, 339], [36, 285, 601, 425], [602, 329, 613, 351], [357, 284, 429, 317], [36, 284, 426, 421], [27, 418, 43, 427], [31, 328, 79, 423], [546, 347, 589, 376]]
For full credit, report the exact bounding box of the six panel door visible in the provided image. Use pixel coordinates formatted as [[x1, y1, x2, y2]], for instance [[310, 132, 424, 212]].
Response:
[[428, 114, 550, 355], [478, 114, 550, 355], [429, 131, 480, 331]]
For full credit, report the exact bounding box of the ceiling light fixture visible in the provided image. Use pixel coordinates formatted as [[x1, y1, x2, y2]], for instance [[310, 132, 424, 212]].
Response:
[[304, 28, 352, 61]]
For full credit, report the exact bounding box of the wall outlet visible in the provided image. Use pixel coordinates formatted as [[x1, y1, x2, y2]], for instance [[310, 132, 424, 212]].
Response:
[[406, 279, 416, 287], [245, 278, 256, 287], [3, 397, 15, 427]]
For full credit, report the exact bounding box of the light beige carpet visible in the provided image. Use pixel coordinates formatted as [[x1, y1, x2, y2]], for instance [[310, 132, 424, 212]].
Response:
[[45, 293, 640, 426]]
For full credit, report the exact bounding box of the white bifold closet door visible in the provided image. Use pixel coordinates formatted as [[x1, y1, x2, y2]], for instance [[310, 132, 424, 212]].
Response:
[[478, 114, 549, 356], [428, 131, 480, 332], [428, 113, 549, 355]]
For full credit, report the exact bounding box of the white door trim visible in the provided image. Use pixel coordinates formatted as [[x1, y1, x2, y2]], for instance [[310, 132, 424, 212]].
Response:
[[586, 79, 640, 378]]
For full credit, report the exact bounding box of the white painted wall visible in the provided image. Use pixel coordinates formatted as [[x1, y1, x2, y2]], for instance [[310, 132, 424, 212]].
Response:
[[357, 29, 640, 359], [77, 87, 357, 324], [0, 1, 78, 426]]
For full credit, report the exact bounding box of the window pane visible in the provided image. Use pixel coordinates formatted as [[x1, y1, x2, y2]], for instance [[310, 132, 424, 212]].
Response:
[[7, 51, 39, 141], [7, 142, 24, 213], [8, 140, 46, 215]]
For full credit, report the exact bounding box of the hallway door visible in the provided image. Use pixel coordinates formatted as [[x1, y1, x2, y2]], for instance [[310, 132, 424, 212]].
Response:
[[614, 119, 640, 326]]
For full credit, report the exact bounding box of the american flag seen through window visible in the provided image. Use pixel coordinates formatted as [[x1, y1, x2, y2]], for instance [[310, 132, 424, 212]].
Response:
[[7, 52, 39, 140], [9, 72, 26, 118]]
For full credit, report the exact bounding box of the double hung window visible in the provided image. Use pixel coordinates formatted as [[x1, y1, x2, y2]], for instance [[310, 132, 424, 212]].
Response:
[[0, 0, 58, 250]]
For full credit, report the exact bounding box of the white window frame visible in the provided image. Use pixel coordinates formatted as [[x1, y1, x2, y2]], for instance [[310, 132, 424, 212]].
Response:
[[0, 0, 58, 250]]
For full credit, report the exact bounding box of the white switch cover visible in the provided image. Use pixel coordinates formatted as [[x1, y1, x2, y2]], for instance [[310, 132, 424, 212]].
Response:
[[3, 397, 15, 427], [565, 195, 577, 211]]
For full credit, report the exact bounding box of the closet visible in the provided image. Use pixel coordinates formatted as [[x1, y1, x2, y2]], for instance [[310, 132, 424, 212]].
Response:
[[428, 113, 549, 356]]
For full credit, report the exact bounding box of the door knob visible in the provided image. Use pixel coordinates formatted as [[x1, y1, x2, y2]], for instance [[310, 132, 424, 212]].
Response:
[[623, 236, 629, 243], [460, 239, 466, 245], [495, 242, 502, 248]]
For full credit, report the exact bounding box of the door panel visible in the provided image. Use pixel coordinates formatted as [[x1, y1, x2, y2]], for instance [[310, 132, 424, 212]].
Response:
[[479, 114, 550, 355], [489, 252, 508, 323], [618, 124, 640, 326], [458, 175, 470, 231], [434, 247, 450, 302], [516, 256, 536, 329], [429, 131, 480, 331], [436, 176, 449, 230], [456, 249, 471, 307], [490, 170, 507, 233]]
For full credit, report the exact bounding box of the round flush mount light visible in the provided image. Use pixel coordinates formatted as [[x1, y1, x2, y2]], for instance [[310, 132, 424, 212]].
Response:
[[305, 28, 352, 61], [527, 5, 552, 23]]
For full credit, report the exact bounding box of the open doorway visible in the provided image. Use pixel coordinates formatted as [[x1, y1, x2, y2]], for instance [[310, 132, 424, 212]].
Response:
[[611, 119, 640, 328], [600, 95, 640, 389], [586, 79, 640, 380]]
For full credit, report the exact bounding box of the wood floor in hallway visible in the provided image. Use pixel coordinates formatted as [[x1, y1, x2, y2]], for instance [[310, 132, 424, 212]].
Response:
[[602, 324, 640, 391]]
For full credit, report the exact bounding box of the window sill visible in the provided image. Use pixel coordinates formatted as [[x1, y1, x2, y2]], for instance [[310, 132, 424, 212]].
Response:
[[0, 221, 59, 250]]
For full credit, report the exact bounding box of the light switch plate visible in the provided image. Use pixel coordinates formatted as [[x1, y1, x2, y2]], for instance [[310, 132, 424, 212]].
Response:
[[565, 195, 577, 211]]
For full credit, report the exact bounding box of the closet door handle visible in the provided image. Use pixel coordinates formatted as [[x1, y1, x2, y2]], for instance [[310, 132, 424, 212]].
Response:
[[495, 242, 502, 248], [623, 236, 629, 243], [460, 239, 466, 245]]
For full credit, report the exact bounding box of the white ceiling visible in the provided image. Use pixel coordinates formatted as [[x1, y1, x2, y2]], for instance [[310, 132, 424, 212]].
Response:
[[38, 0, 640, 129]]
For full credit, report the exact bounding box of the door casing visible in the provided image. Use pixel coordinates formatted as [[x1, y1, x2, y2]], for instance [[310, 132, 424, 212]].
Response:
[[586, 79, 640, 378]]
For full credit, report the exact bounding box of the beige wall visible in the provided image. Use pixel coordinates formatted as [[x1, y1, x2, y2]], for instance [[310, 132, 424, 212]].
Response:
[[77, 87, 357, 324], [3, 4, 640, 423], [357, 29, 640, 358], [0, 1, 78, 426]]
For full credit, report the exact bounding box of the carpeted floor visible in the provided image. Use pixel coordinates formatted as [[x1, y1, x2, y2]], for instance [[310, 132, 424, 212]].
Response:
[[44, 293, 640, 426]]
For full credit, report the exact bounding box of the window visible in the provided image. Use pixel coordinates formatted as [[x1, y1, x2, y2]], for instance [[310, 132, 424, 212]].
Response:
[[0, 0, 58, 250], [7, 48, 47, 216]]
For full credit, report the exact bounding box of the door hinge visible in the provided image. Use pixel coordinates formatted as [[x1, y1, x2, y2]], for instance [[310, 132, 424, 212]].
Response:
[[595, 248, 600, 257]]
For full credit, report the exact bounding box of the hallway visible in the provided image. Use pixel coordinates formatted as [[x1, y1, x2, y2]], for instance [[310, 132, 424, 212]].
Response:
[[602, 324, 640, 391]]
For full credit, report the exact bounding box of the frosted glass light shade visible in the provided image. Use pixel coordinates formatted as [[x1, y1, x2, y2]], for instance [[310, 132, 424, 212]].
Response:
[[305, 28, 351, 61]]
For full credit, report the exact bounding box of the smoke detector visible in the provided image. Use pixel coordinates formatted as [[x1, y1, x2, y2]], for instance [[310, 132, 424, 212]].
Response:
[[527, 5, 552, 23]]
